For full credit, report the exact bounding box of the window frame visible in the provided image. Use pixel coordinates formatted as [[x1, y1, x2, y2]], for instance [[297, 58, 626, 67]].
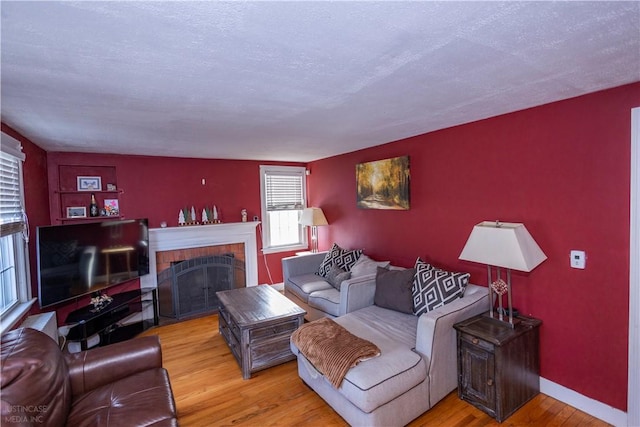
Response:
[[259, 165, 308, 254], [0, 133, 34, 335]]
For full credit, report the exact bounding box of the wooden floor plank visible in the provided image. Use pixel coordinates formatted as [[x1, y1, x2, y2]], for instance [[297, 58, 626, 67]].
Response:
[[140, 314, 611, 427]]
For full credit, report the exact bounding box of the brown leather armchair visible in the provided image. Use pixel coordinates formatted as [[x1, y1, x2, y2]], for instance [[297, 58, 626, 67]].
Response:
[[1, 327, 177, 426]]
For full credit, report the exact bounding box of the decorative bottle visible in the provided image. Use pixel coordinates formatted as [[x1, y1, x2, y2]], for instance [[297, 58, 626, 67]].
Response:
[[89, 193, 99, 217]]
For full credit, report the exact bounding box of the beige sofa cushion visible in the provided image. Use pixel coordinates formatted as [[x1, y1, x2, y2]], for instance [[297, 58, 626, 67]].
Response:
[[308, 288, 341, 317], [287, 273, 333, 303], [297, 305, 426, 414], [350, 255, 390, 278]]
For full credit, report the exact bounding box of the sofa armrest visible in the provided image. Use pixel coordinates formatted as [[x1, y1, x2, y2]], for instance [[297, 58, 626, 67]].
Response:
[[65, 335, 163, 396], [338, 274, 377, 315], [414, 284, 489, 407], [282, 252, 326, 284]]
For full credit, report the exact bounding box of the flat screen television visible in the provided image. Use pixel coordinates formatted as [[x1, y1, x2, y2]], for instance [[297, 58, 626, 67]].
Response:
[[37, 218, 149, 308]]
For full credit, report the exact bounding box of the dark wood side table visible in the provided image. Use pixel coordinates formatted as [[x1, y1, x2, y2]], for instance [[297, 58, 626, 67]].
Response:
[[454, 312, 542, 422]]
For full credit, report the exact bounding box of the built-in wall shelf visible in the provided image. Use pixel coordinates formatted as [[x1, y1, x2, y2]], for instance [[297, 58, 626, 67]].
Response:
[[55, 190, 123, 195], [55, 215, 125, 223], [54, 165, 123, 224]]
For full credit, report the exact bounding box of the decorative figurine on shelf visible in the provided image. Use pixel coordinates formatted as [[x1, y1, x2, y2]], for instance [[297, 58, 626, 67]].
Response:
[[191, 206, 197, 223], [202, 208, 209, 224], [241, 209, 247, 222], [178, 210, 186, 225]]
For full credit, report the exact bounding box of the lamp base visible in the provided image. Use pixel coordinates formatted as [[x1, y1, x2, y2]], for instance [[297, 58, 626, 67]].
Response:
[[310, 226, 319, 253], [483, 310, 521, 329], [497, 307, 519, 317]]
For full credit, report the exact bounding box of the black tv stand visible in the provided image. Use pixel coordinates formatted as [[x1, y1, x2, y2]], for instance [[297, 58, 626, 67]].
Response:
[[65, 288, 158, 351]]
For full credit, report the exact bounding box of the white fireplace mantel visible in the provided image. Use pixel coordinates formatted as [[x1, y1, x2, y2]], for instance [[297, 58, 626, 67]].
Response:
[[140, 222, 260, 289]]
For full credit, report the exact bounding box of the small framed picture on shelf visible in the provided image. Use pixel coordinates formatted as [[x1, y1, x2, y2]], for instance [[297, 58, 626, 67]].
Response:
[[77, 176, 102, 191], [104, 199, 119, 216], [106, 183, 117, 191], [66, 206, 87, 218]]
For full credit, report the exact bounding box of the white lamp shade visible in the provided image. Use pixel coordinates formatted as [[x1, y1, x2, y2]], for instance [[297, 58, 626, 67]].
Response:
[[299, 207, 328, 226], [459, 221, 547, 272]]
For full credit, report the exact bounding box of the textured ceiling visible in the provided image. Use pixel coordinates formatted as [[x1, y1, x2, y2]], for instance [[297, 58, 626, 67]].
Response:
[[1, 1, 639, 162]]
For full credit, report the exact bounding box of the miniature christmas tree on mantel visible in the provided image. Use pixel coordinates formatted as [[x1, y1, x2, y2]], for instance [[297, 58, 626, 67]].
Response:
[[177, 205, 222, 226], [179, 206, 200, 226], [212, 205, 221, 223]]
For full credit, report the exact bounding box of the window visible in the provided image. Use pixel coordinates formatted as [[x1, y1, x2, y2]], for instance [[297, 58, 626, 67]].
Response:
[[260, 165, 307, 253], [0, 133, 32, 334]]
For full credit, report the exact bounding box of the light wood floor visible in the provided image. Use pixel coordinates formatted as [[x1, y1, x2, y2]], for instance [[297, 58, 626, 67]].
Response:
[[140, 315, 610, 427]]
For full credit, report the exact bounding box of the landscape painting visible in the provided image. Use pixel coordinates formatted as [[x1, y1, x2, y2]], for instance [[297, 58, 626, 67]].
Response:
[[356, 156, 410, 210]]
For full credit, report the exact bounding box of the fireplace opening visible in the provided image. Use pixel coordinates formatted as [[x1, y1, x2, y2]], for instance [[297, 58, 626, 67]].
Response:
[[157, 254, 245, 319]]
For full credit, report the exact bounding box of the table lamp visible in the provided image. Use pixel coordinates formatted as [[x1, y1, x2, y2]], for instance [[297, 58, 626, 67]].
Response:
[[459, 221, 547, 327], [299, 207, 328, 253]]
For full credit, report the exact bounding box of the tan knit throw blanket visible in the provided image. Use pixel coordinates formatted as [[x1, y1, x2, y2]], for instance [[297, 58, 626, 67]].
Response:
[[291, 318, 380, 388]]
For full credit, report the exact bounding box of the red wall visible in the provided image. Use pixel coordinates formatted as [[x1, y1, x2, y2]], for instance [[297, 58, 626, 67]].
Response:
[[46, 152, 304, 288], [307, 83, 639, 411]]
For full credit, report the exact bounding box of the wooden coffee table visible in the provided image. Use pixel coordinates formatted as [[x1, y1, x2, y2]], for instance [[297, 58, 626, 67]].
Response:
[[217, 285, 306, 379]]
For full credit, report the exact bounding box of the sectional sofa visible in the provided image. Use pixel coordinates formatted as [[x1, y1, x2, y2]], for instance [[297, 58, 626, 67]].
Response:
[[283, 251, 389, 321], [284, 248, 490, 426]]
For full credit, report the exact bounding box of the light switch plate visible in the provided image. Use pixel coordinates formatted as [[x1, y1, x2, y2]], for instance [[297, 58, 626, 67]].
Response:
[[570, 250, 586, 269]]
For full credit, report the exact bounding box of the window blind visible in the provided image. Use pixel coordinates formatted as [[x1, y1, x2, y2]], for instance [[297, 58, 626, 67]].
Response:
[[0, 151, 24, 237], [264, 171, 304, 211]]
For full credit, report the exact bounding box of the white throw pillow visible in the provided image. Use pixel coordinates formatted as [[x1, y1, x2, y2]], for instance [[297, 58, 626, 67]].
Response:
[[350, 254, 391, 278]]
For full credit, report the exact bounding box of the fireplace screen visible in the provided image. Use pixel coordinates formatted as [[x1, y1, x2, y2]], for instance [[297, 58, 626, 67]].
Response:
[[157, 254, 245, 319]]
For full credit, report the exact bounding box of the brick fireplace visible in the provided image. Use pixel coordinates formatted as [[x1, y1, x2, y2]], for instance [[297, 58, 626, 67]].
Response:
[[140, 222, 260, 290], [155, 243, 245, 274]]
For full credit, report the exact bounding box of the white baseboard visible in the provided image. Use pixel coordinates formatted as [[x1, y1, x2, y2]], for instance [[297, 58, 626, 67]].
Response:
[[540, 377, 627, 426]]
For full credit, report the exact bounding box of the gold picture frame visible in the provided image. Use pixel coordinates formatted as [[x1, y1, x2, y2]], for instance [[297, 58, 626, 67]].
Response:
[[356, 156, 410, 210]]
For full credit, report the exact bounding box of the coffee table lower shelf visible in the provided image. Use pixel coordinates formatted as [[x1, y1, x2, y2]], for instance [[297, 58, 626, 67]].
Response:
[[217, 286, 306, 379]]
